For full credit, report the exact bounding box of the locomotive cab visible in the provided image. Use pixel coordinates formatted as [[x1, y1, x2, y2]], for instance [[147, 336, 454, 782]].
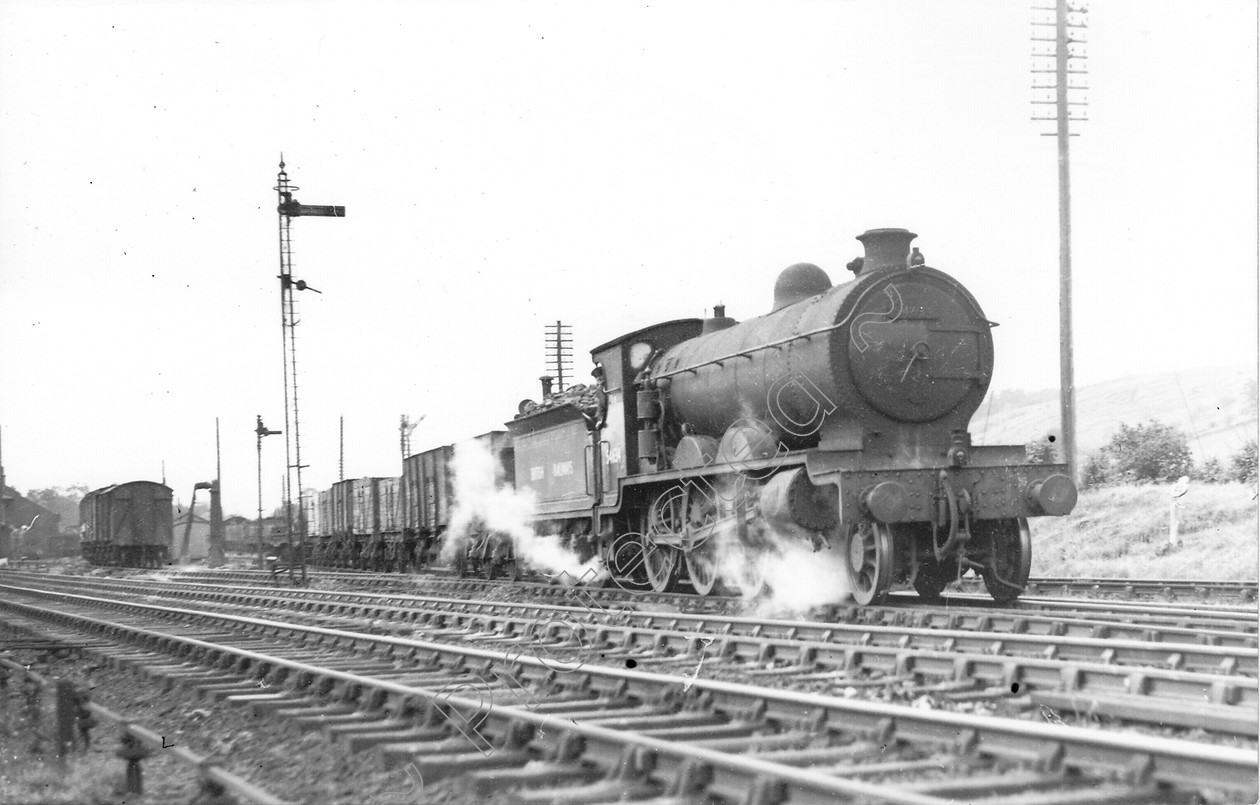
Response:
[[588, 319, 704, 497], [505, 319, 703, 574]]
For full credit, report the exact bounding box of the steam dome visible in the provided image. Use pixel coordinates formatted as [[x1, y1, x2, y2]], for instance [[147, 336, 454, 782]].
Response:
[[772, 263, 832, 312]]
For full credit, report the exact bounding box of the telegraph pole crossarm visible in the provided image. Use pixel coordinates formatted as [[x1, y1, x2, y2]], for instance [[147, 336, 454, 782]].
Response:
[[544, 321, 574, 394]]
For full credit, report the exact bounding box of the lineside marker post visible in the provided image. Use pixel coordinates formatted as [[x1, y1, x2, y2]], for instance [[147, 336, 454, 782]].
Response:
[[1169, 475, 1189, 547], [54, 679, 75, 765]]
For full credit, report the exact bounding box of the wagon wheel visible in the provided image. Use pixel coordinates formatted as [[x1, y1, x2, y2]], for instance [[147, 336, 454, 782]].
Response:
[[480, 537, 498, 580], [846, 520, 894, 606], [683, 487, 721, 596], [502, 559, 519, 582], [602, 527, 645, 589], [642, 488, 685, 593], [497, 537, 520, 582], [979, 518, 1031, 605]]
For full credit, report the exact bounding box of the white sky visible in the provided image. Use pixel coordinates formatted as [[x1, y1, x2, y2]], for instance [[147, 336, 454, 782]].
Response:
[[1, 0, 1256, 516]]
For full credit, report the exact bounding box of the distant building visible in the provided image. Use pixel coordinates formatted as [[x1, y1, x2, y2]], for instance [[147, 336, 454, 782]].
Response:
[[224, 515, 251, 552], [226, 515, 287, 555], [1, 486, 62, 559]]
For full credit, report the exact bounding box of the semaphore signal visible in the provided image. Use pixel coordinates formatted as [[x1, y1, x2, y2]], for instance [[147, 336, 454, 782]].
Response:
[[274, 156, 344, 584]]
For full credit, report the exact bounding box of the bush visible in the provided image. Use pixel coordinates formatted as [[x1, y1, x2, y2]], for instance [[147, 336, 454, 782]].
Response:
[[1025, 436, 1058, 464], [1195, 457, 1228, 484], [1080, 452, 1109, 489], [1232, 439, 1258, 485], [1087, 420, 1194, 485]]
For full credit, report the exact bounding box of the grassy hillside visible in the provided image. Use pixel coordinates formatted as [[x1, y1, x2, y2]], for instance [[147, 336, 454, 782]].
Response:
[[976, 365, 1257, 465], [1029, 482, 1258, 580]]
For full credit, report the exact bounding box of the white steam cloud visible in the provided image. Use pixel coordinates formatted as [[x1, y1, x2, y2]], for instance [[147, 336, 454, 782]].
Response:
[[748, 536, 853, 616], [440, 439, 851, 606], [704, 514, 852, 616], [443, 439, 606, 582], [694, 477, 854, 615]]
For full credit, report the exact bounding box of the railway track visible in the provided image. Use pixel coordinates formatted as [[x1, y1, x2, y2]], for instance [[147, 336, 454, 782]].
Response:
[[0, 578, 1254, 804], [9, 571, 1259, 736], [28, 570, 1260, 648], [181, 565, 750, 612], [972, 577, 1259, 603], [171, 565, 1260, 615]]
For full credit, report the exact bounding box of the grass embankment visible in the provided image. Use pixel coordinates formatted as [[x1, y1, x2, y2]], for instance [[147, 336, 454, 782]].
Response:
[[1030, 482, 1258, 579]]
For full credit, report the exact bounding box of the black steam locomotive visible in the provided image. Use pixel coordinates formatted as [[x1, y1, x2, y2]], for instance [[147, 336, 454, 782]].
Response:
[[514, 227, 1074, 603], [312, 227, 1076, 606]]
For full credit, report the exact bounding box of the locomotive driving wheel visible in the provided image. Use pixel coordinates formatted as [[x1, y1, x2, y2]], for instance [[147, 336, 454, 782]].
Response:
[[683, 487, 720, 596], [685, 540, 719, 596], [641, 538, 679, 593], [846, 520, 894, 606], [977, 517, 1031, 604], [642, 487, 685, 593], [725, 539, 768, 597]]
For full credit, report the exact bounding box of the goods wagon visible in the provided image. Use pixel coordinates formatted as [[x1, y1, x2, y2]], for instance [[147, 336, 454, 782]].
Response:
[[80, 481, 174, 567]]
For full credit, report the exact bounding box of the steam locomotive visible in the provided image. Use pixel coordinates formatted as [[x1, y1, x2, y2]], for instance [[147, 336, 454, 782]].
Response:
[[309, 228, 1076, 605]]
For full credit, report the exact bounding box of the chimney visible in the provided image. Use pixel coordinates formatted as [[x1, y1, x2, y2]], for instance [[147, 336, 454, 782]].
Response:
[[702, 302, 738, 334], [854, 228, 918, 275], [539, 376, 554, 398]]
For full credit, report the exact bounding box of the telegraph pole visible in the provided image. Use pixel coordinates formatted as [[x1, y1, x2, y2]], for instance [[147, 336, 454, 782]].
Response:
[[209, 418, 225, 567], [275, 157, 344, 585], [400, 414, 423, 461], [399, 414, 423, 562], [1032, 0, 1088, 482]]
